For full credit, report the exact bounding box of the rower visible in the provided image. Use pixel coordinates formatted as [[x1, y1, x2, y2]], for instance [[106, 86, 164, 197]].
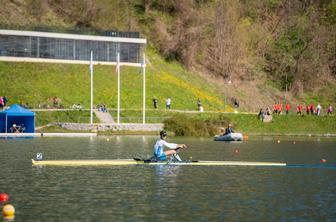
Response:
[[223, 123, 234, 135], [153, 130, 187, 161]]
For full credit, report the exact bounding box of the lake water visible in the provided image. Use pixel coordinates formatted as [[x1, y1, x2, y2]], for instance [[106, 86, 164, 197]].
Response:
[[1, 136, 336, 222]]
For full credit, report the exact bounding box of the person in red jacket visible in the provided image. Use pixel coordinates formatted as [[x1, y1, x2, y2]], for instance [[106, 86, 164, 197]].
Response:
[[310, 103, 314, 115], [285, 103, 290, 115], [297, 104, 303, 115], [306, 105, 310, 115], [278, 104, 283, 114]]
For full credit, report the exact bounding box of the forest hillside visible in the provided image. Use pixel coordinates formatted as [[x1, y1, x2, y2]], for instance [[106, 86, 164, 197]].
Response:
[[0, 0, 335, 110]]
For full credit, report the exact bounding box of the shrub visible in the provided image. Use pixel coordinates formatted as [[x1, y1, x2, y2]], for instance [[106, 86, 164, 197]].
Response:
[[163, 114, 229, 136]]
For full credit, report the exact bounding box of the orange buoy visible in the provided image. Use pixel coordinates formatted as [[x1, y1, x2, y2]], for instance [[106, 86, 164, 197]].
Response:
[[0, 193, 8, 202], [243, 135, 249, 140]]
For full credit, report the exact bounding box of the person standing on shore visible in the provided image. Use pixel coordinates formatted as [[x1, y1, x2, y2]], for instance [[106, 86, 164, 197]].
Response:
[[197, 98, 201, 111], [0, 96, 4, 110], [297, 104, 303, 115], [285, 103, 290, 115], [306, 104, 310, 115], [3, 96, 8, 107], [234, 98, 239, 109], [153, 97, 158, 109], [258, 109, 265, 121], [316, 103, 322, 116], [166, 98, 171, 109], [327, 104, 333, 115], [310, 103, 314, 115]]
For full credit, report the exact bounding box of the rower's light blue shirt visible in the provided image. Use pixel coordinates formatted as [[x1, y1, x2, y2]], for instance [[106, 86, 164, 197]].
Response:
[[154, 139, 178, 157]]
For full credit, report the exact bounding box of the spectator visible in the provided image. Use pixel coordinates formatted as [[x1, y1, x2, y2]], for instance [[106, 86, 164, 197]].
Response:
[[297, 104, 303, 115], [266, 107, 271, 115], [327, 104, 333, 115], [258, 109, 265, 121], [3, 96, 8, 106], [234, 98, 239, 109], [53, 97, 58, 107], [306, 105, 310, 115], [316, 103, 322, 116], [153, 97, 158, 109], [278, 103, 282, 114], [273, 103, 282, 114], [98, 104, 107, 112], [285, 103, 290, 115], [102, 104, 107, 112], [72, 104, 82, 110], [10, 122, 20, 133], [166, 98, 171, 109], [310, 103, 314, 115], [0, 96, 3, 110], [197, 98, 201, 111]]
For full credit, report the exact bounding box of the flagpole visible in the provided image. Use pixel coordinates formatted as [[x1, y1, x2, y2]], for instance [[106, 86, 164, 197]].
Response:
[[142, 53, 146, 124], [117, 52, 120, 125], [90, 50, 93, 125]]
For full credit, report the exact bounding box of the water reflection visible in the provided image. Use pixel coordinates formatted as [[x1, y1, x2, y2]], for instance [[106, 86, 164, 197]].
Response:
[[154, 165, 181, 179], [142, 135, 148, 146], [116, 135, 121, 145], [3, 216, 15, 222], [154, 165, 182, 203]]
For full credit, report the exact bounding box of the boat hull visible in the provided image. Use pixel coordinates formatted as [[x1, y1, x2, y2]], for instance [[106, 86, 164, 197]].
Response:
[[214, 133, 243, 141], [32, 159, 286, 167]]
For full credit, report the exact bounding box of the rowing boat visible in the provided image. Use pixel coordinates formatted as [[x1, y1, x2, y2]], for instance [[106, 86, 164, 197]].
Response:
[[31, 159, 286, 166]]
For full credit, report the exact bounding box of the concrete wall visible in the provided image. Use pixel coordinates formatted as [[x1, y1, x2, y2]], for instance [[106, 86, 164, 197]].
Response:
[[58, 123, 163, 132]]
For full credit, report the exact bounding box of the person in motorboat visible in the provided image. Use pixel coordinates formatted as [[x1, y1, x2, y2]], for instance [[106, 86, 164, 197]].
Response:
[[223, 123, 234, 135], [153, 130, 187, 161]]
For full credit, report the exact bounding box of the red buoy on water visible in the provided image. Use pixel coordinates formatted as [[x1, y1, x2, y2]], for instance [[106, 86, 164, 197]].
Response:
[[320, 159, 327, 163], [0, 193, 9, 202]]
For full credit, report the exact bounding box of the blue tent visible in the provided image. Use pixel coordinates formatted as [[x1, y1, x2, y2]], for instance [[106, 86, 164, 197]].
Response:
[[0, 104, 35, 133]]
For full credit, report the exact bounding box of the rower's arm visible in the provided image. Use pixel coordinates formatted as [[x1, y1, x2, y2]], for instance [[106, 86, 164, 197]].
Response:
[[162, 141, 187, 150], [162, 141, 178, 149]]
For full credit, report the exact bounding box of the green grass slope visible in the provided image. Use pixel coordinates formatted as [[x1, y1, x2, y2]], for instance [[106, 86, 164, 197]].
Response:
[[0, 49, 230, 112], [163, 113, 336, 136]]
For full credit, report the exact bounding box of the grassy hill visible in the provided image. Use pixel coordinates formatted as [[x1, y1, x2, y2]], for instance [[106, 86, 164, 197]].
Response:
[[0, 0, 335, 113], [163, 113, 336, 136], [0, 49, 230, 112]]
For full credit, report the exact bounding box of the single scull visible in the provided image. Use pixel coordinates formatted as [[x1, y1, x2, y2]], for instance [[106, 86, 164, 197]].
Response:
[[32, 159, 286, 167]]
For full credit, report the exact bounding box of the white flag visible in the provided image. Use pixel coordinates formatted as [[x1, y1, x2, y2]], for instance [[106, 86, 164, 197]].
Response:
[[90, 51, 93, 73], [116, 52, 120, 73]]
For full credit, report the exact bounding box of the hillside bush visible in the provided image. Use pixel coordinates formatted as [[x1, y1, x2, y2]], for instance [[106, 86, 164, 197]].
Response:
[[163, 114, 229, 136]]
